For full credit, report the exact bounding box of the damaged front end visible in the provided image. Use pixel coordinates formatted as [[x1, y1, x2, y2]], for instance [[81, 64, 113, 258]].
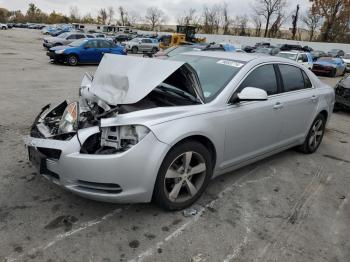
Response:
[[29, 54, 203, 155]]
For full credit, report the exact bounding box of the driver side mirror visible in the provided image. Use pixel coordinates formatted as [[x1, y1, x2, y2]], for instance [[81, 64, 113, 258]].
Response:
[[138, 41, 142, 44], [230, 87, 268, 104], [297, 59, 303, 63]]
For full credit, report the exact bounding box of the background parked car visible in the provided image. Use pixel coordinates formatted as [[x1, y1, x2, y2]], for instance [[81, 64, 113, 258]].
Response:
[[43, 32, 94, 49], [47, 38, 126, 66], [123, 37, 159, 54], [114, 34, 133, 43], [277, 51, 313, 69], [341, 53, 350, 72], [327, 49, 345, 57], [334, 75, 350, 111], [311, 50, 327, 61], [254, 47, 280, 56], [279, 44, 303, 51], [0, 23, 8, 30], [312, 57, 346, 77]]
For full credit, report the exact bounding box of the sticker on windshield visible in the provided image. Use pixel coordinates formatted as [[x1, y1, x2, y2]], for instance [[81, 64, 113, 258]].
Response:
[[217, 60, 243, 68]]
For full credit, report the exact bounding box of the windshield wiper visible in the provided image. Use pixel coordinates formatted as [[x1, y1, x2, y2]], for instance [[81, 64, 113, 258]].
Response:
[[156, 84, 200, 103]]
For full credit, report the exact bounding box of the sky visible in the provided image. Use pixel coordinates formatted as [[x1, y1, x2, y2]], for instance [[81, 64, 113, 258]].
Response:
[[0, 0, 311, 25]]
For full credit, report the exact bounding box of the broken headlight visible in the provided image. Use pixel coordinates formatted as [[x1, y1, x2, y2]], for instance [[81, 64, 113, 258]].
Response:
[[100, 125, 150, 152], [58, 102, 79, 134]]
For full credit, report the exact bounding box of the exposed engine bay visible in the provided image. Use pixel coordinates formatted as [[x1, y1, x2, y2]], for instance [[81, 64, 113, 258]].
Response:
[[31, 66, 202, 155]]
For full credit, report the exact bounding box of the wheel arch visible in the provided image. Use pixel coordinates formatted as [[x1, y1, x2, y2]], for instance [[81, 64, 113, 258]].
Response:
[[166, 134, 217, 170]]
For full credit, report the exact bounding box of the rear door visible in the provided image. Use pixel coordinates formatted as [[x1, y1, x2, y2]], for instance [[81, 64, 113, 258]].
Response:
[[223, 64, 285, 167], [276, 64, 317, 144]]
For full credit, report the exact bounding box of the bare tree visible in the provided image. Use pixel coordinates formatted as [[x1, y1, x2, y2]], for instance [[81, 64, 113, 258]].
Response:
[[144, 7, 165, 31], [127, 11, 140, 26], [238, 15, 249, 36], [118, 6, 127, 26], [268, 10, 288, 38], [107, 7, 114, 24], [302, 9, 322, 41], [97, 8, 107, 25], [221, 2, 232, 35], [69, 6, 80, 22], [177, 8, 198, 26], [202, 5, 221, 34], [291, 4, 300, 40], [252, 13, 263, 36], [253, 0, 286, 37]]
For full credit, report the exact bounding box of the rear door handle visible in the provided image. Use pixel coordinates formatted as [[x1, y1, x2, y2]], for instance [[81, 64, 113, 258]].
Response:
[[273, 102, 283, 110]]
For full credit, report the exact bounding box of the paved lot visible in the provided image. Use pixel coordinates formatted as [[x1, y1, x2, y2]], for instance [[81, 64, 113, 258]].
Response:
[[0, 29, 349, 262]]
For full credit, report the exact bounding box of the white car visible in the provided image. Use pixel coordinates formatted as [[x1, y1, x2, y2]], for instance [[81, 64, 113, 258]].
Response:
[[277, 51, 313, 69], [342, 53, 350, 72], [25, 52, 334, 210], [0, 23, 8, 30]]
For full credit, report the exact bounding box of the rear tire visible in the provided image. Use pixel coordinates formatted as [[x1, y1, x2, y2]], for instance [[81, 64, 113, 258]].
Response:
[[153, 140, 213, 210], [132, 46, 138, 54], [152, 47, 158, 53], [67, 55, 78, 66], [298, 114, 326, 154]]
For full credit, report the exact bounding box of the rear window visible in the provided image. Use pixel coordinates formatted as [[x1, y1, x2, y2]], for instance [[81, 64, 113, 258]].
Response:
[[169, 54, 245, 102]]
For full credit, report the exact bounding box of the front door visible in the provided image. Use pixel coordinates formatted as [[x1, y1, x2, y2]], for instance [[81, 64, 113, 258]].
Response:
[[223, 64, 284, 168]]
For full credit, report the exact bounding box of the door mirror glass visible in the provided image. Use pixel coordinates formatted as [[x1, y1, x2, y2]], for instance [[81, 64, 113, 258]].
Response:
[[234, 87, 268, 102]]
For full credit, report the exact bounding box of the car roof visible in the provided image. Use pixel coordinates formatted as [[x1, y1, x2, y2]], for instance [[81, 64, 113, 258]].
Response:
[[181, 51, 271, 62]]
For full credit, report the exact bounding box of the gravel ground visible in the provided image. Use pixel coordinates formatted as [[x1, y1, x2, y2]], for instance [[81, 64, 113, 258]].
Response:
[[0, 28, 349, 262]]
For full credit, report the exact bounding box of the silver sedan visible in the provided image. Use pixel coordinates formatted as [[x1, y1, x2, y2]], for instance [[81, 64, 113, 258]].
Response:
[[25, 52, 335, 210]]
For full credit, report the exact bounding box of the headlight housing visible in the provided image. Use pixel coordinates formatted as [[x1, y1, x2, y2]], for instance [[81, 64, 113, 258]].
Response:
[[55, 49, 66, 54], [58, 102, 79, 133]]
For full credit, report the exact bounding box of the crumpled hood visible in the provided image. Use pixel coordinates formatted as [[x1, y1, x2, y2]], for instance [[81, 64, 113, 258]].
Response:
[[89, 54, 203, 106]]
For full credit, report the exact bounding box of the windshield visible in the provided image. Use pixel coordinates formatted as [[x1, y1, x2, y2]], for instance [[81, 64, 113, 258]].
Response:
[[277, 52, 297, 60], [169, 54, 245, 102], [57, 32, 69, 38], [69, 39, 88, 47], [130, 38, 139, 42]]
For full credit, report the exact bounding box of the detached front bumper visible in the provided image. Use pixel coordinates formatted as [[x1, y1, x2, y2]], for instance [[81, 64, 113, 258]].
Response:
[[25, 112, 170, 203]]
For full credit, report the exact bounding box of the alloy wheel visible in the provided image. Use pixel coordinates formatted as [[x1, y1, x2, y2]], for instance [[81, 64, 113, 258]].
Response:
[[164, 151, 206, 203], [308, 119, 324, 150]]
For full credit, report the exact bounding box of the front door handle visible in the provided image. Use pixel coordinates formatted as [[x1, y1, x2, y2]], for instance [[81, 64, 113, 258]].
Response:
[[273, 102, 283, 110], [310, 95, 318, 102]]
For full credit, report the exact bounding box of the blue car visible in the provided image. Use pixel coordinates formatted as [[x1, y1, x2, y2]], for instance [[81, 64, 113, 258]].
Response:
[[312, 57, 346, 77], [47, 38, 127, 66]]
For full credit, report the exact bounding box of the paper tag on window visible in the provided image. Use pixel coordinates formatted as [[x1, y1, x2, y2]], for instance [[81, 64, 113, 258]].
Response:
[[217, 60, 243, 68]]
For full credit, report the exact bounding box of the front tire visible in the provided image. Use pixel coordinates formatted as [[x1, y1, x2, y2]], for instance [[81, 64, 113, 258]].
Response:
[[132, 46, 138, 54], [153, 140, 213, 210], [298, 114, 326, 154], [67, 55, 78, 66]]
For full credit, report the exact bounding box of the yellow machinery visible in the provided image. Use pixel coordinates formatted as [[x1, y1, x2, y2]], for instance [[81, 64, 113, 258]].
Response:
[[159, 25, 206, 49]]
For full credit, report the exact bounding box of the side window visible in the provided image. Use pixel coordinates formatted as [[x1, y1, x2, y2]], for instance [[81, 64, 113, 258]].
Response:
[[98, 40, 112, 48], [279, 64, 305, 92], [77, 34, 86, 39], [85, 40, 98, 48], [237, 64, 278, 96], [302, 54, 308, 62], [86, 34, 95, 38], [67, 34, 76, 40], [302, 70, 312, 89]]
